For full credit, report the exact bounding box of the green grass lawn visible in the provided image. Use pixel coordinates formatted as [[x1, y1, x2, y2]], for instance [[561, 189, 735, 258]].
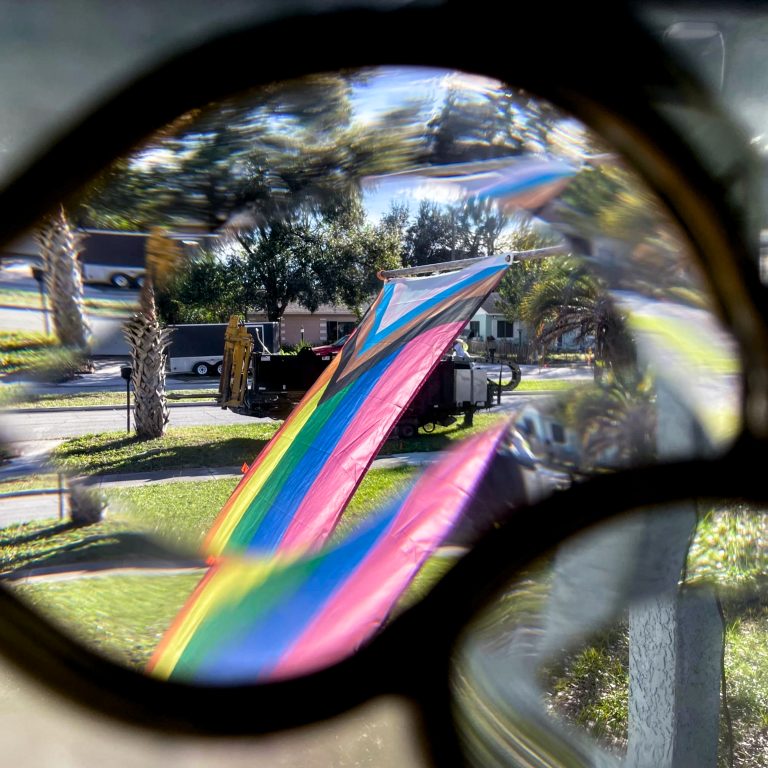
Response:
[[16, 573, 202, 669], [3, 388, 220, 409], [0, 474, 61, 494], [0, 378, 563, 407], [52, 423, 281, 475], [514, 379, 580, 392], [106, 477, 241, 550], [50, 412, 508, 477], [0, 464, 419, 574], [0, 330, 74, 377], [0, 463, 425, 671], [0, 286, 136, 317]]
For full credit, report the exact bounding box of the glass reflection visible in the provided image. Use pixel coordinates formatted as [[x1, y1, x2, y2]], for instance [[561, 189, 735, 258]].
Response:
[[453, 502, 768, 767], [0, 67, 743, 683]]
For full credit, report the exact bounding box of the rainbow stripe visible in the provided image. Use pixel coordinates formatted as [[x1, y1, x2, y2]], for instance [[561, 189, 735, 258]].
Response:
[[203, 255, 511, 558], [149, 422, 509, 682]]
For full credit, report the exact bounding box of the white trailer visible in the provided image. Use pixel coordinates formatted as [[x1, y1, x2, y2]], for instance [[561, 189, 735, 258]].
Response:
[[166, 322, 279, 376]]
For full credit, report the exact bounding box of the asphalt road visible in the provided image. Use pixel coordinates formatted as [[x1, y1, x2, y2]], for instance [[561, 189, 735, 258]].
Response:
[[0, 402, 262, 442], [1, 358, 590, 445]]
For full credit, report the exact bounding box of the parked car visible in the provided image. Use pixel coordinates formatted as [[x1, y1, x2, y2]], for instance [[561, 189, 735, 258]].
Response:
[[311, 334, 350, 357]]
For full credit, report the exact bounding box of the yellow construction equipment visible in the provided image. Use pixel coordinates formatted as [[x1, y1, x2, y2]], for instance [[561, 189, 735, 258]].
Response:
[[218, 316, 254, 408]]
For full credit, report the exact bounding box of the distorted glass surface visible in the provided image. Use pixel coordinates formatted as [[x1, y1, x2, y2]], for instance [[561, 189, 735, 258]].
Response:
[[453, 501, 768, 768], [0, 67, 742, 683], [641, 5, 768, 277]]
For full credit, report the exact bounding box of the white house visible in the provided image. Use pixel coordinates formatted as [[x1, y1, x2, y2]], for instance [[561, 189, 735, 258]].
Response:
[[466, 292, 530, 346]]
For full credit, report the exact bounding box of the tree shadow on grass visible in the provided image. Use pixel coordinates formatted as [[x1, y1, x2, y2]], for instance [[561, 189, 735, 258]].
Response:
[[0, 521, 75, 548], [379, 422, 477, 456], [0, 531, 205, 580], [54, 436, 271, 476]]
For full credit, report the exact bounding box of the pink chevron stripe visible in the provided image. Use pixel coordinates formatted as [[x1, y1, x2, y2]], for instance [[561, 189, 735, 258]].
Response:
[[271, 422, 509, 678], [277, 322, 467, 553]]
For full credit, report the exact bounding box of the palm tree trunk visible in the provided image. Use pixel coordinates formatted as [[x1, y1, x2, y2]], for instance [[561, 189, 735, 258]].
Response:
[[123, 276, 170, 438], [36, 207, 91, 351]]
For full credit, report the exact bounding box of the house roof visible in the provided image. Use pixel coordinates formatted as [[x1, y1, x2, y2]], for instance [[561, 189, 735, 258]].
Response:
[[254, 302, 360, 317], [478, 292, 504, 315]]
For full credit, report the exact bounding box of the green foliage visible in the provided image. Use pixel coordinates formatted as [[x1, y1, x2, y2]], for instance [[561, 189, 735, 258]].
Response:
[[495, 216, 560, 316], [555, 155, 708, 307], [320, 200, 402, 315], [520, 255, 638, 384], [545, 625, 630, 753], [425, 84, 567, 165], [723, 611, 768, 753], [76, 71, 575, 324], [559, 161, 662, 243], [76, 72, 427, 233], [403, 201, 458, 265], [158, 197, 402, 323], [156, 252, 236, 324], [400, 198, 511, 267], [553, 378, 657, 468], [688, 504, 768, 587], [541, 504, 768, 763]]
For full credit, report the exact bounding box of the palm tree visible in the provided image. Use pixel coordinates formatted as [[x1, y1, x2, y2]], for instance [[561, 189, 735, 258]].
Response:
[[123, 229, 180, 439], [558, 378, 656, 469], [35, 207, 91, 352], [520, 255, 636, 382]]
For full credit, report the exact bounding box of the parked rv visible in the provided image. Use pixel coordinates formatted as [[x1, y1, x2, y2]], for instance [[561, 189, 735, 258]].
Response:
[[167, 322, 280, 376]]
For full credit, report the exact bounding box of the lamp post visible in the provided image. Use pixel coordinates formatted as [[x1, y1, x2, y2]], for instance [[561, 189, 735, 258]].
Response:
[[120, 365, 133, 433]]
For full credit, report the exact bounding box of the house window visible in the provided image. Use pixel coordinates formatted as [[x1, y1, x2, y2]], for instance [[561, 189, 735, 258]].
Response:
[[551, 423, 566, 444], [327, 320, 356, 342], [469, 321, 480, 337], [496, 320, 514, 338]]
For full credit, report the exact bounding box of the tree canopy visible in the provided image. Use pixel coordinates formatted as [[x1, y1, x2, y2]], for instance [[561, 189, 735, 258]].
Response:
[[160, 199, 400, 323], [73, 68, 580, 324]]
